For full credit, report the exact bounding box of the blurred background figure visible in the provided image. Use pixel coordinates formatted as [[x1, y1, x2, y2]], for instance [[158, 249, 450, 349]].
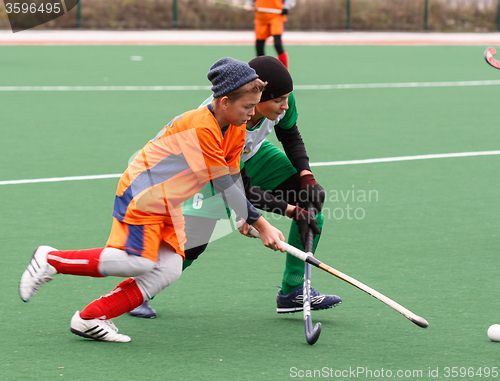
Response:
[[244, 0, 296, 69]]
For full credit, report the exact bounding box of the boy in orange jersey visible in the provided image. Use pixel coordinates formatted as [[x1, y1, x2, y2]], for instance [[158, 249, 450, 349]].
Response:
[[244, 0, 295, 68], [19, 57, 285, 343]]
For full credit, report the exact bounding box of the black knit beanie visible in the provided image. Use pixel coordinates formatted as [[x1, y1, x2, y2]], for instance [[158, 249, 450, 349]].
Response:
[[248, 56, 293, 102], [207, 57, 259, 98]]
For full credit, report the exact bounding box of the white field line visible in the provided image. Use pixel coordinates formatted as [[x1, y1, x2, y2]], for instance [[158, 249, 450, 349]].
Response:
[[0, 85, 212, 91], [1, 80, 500, 92], [310, 150, 500, 167], [295, 80, 500, 90], [0, 174, 122, 186], [1, 150, 499, 186]]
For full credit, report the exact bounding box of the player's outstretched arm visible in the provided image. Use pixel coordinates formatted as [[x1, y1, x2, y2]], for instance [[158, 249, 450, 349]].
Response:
[[241, 167, 288, 215], [275, 124, 326, 212], [275, 123, 310, 174], [241, 167, 319, 245]]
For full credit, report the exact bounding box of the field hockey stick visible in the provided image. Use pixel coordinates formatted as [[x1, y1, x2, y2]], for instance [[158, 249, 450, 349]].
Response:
[[213, 1, 282, 14], [484, 47, 500, 70], [303, 204, 321, 345], [235, 221, 429, 329]]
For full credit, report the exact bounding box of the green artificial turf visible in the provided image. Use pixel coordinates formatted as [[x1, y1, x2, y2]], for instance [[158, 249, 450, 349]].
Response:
[[1, 44, 499, 380]]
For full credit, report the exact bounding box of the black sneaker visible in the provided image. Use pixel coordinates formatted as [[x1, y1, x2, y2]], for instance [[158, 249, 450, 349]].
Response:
[[276, 287, 342, 314]]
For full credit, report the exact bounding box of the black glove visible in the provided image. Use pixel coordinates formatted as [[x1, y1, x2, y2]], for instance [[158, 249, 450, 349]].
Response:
[[281, 8, 289, 15], [291, 206, 321, 249], [299, 174, 325, 212]]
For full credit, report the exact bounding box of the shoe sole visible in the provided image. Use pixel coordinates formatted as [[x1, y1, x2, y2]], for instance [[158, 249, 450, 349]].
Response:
[[128, 313, 157, 319], [70, 327, 130, 343], [277, 301, 342, 314]]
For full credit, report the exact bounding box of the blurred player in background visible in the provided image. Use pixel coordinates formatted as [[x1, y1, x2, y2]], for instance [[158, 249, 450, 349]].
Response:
[[244, 0, 296, 69]]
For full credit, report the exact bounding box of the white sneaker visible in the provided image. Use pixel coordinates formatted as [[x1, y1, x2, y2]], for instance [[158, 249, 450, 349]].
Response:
[[19, 246, 58, 302], [70, 311, 131, 343]]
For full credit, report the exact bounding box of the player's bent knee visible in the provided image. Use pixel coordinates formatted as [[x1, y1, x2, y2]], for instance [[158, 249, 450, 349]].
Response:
[[134, 265, 181, 298], [134, 252, 183, 298], [99, 247, 155, 277]]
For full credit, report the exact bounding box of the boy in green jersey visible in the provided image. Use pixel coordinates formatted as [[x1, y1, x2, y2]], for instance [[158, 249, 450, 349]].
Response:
[[130, 56, 341, 318]]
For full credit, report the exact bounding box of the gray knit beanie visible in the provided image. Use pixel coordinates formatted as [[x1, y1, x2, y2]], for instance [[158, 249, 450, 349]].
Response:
[[207, 57, 259, 98]]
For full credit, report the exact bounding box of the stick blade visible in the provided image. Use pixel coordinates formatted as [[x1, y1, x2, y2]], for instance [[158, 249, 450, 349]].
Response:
[[411, 316, 429, 329], [485, 47, 500, 69], [305, 322, 322, 345]]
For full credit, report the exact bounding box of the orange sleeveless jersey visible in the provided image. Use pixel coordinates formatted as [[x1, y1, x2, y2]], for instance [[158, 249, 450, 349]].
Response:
[[112, 105, 245, 226], [255, 0, 283, 9]]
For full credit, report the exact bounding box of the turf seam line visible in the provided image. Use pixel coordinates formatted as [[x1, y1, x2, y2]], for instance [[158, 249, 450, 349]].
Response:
[[1, 150, 499, 186]]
